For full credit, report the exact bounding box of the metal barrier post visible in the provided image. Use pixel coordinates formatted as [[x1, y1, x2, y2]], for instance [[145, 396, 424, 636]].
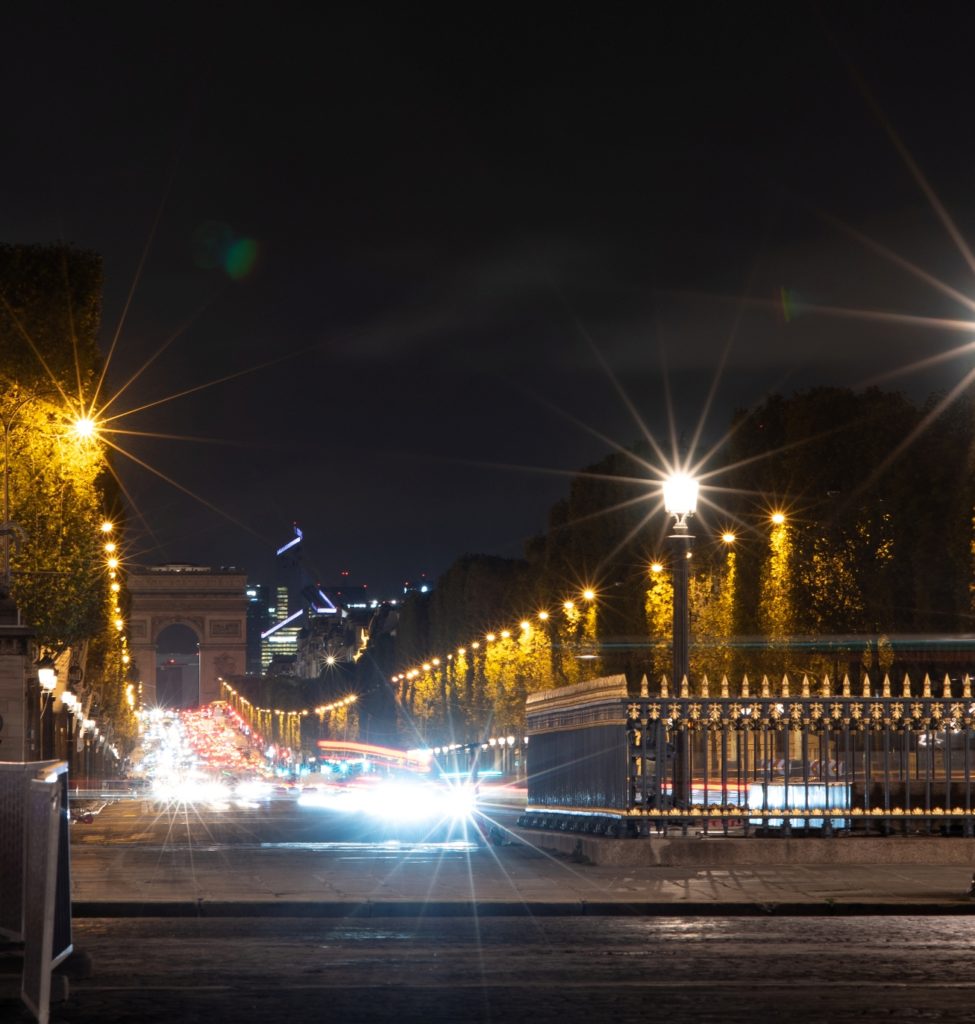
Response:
[[0, 760, 73, 1024], [20, 770, 61, 1024]]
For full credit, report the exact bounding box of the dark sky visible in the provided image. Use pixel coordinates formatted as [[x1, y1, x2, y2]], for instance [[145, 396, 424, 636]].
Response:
[[4, 4, 975, 595]]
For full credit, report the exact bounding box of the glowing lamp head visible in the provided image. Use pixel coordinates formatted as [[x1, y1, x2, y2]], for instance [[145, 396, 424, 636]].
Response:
[[582, 589, 595, 602], [722, 532, 736, 544], [771, 511, 786, 526], [663, 473, 699, 518], [100, 521, 114, 534], [72, 416, 97, 440], [37, 656, 57, 692], [538, 610, 549, 621], [650, 562, 664, 574]]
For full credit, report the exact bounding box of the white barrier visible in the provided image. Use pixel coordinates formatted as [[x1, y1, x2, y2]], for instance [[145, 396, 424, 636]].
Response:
[[20, 773, 61, 1023], [0, 761, 72, 1024]]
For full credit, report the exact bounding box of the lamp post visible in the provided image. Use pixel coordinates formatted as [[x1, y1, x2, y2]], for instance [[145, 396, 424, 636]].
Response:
[[663, 472, 698, 812], [663, 473, 698, 687], [36, 654, 58, 760]]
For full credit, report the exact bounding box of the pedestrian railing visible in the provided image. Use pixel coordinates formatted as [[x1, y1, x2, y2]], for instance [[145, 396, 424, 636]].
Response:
[[520, 672, 975, 837]]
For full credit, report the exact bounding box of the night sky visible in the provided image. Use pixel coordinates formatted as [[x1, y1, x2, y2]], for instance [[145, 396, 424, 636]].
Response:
[[4, 4, 975, 595]]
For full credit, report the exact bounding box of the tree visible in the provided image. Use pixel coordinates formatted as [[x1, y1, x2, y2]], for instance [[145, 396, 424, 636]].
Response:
[[0, 244, 102, 393], [527, 446, 660, 690], [377, 383, 975, 735], [1, 380, 109, 651], [724, 386, 975, 675], [1, 243, 135, 755]]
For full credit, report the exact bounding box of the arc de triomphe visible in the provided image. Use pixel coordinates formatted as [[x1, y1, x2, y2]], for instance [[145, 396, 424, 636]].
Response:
[[128, 565, 248, 706]]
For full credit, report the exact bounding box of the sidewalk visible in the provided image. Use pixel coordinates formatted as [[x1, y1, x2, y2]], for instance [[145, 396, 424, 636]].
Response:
[[66, 827, 975, 916]]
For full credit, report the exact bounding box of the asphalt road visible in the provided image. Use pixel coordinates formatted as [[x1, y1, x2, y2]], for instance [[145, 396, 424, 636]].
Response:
[[8, 915, 975, 1023], [70, 784, 520, 849], [10, 788, 969, 1022]]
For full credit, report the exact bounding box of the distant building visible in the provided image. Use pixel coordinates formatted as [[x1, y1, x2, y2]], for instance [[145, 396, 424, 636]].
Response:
[[295, 614, 356, 677], [245, 583, 270, 675], [261, 584, 302, 670]]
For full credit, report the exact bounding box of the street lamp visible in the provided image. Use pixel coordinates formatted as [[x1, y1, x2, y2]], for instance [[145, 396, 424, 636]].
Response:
[[663, 472, 698, 814], [72, 416, 98, 440], [36, 654, 57, 760], [37, 654, 57, 692], [663, 473, 699, 688]]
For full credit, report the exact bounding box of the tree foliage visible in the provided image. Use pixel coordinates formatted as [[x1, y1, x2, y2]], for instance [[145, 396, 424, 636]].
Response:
[[380, 385, 975, 741], [1, 243, 134, 753], [0, 244, 102, 393]]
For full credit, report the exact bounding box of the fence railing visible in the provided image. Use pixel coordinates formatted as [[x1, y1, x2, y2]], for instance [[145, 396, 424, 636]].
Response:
[[520, 672, 975, 837]]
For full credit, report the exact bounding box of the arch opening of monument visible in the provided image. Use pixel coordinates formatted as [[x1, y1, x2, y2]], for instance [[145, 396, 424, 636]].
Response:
[[155, 623, 201, 708], [128, 566, 248, 708]]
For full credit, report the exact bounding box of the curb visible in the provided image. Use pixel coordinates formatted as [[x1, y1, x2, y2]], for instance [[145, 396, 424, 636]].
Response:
[[516, 830, 975, 867], [70, 899, 975, 918]]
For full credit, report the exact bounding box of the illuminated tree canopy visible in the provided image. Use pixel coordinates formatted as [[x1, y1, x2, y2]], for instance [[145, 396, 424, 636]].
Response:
[[1, 243, 134, 752], [384, 385, 975, 740], [0, 243, 102, 392]]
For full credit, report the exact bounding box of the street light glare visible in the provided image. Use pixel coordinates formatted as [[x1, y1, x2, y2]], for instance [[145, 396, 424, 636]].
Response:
[[72, 416, 97, 439], [663, 473, 699, 517], [771, 511, 786, 525], [722, 532, 736, 544], [582, 589, 596, 602]]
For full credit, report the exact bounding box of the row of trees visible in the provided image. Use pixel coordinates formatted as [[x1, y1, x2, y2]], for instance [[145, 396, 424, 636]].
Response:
[[1, 243, 137, 758], [364, 385, 975, 746]]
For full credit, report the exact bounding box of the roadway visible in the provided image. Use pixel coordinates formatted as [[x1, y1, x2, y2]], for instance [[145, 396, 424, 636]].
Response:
[[7, 787, 975, 1022], [70, 782, 512, 848], [12, 914, 975, 1023]]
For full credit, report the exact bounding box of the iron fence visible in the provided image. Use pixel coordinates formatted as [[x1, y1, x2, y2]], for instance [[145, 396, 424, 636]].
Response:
[[520, 673, 975, 837]]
